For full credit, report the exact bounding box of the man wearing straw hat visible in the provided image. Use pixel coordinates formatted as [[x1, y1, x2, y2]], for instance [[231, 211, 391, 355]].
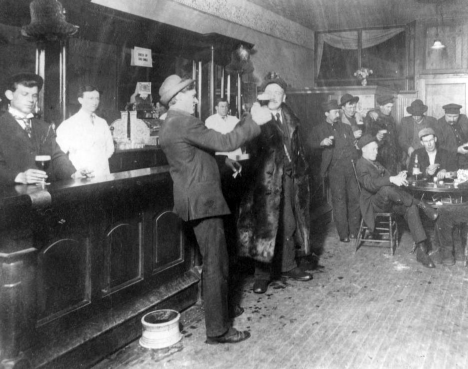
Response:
[[159, 74, 271, 344]]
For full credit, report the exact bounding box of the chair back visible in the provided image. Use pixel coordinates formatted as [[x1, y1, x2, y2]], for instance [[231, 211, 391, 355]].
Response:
[[351, 159, 362, 193]]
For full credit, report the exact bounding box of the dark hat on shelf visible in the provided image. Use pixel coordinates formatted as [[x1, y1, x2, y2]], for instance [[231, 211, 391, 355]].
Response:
[[322, 99, 340, 112], [260, 72, 287, 92], [376, 95, 394, 105], [357, 134, 377, 149], [340, 93, 359, 106], [418, 127, 436, 139], [442, 103, 462, 114], [159, 75, 194, 105], [407, 99, 428, 115]]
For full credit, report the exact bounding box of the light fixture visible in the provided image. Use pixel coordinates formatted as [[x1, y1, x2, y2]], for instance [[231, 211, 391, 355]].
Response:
[[431, 40, 445, 49], [430, 2, 445, 50]]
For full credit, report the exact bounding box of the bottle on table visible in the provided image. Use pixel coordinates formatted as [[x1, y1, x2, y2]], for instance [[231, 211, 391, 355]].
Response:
[[413, 154, 421, 179]]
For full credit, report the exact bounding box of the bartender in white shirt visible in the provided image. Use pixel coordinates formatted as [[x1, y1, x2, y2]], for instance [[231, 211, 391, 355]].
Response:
[[205, 98, 243, 173], [56, 85, 114, 177]]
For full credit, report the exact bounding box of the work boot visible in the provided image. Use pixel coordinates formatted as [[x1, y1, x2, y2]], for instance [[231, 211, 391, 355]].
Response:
[[416, 242, 436, 268], [416, 200, 438, 221]]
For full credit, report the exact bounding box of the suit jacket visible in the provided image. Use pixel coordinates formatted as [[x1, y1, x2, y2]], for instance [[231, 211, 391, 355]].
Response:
[[159, 108, 260, 221], [356, 157, 393, 231], [398, 115, 438, 152], [408, 147, 458, 178], [0, 111, 75, 184], [309, 120, 358, 178], [437, 114, 468, 168]]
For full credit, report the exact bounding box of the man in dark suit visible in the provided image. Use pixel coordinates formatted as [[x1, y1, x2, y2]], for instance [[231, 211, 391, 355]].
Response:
[[158, 74, 271, 344], [0, 73, 76, 185], [356, 135, 438, 268], [436, 103, 468, 169], [408, 128, 458, 179], [310, 99, 360, 243]]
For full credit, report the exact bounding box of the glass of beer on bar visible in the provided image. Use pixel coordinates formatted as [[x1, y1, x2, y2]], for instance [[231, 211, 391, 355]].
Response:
[[35, 154, 51, 186]]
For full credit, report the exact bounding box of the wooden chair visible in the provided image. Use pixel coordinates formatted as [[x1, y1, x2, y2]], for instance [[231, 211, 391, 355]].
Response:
[[351, 160, 399, 255]]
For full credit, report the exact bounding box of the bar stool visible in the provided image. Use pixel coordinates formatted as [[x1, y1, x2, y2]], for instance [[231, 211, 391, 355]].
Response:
[[351, 160, 399, 255]]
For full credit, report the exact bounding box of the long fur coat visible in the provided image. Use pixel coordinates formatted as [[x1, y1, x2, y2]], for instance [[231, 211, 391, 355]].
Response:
[[237, 104, 310, 263]]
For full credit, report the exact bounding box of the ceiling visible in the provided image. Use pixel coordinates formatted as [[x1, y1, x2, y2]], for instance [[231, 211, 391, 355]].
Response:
[[248, 0, 468, 31]]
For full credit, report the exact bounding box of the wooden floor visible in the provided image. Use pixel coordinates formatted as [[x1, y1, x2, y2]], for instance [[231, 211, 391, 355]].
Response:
[[94, 222, 468, 369]]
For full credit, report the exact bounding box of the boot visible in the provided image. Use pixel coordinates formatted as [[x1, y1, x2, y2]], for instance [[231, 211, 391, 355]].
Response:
[[416, 200, 438, 221], [416, 242, 436, 268]]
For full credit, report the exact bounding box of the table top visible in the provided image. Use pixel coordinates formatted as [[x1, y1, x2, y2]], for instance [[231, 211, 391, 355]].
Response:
[[407, 179, 468, 193]]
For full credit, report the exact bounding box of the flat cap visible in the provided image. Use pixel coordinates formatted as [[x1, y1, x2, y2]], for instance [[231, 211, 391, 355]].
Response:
[[322, 99, 340, 112], [357, 134, 377, 149], [376, 95, 394, 106], [442, 103, 462, 114], [418, 127, 436, 139], [340, 93, 359, 106]]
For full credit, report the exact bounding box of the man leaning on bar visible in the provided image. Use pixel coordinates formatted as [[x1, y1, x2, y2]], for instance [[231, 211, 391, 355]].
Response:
[[0, 73, 87, 185]]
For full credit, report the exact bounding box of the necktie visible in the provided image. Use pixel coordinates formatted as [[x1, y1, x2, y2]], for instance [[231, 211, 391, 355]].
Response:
[[275, 113, 281, 124], [23, 118, 32, 138]]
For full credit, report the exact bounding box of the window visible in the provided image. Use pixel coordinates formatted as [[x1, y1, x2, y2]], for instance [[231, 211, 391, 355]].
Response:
[[316, 25, 413, 90]]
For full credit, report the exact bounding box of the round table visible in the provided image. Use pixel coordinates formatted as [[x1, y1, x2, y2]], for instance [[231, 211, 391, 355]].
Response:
[[406, 178, 468, 206]]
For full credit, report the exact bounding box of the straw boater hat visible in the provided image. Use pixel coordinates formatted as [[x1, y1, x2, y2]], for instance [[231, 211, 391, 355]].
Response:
[[407, 100, 428, 115], [159, 75, 194, 105]]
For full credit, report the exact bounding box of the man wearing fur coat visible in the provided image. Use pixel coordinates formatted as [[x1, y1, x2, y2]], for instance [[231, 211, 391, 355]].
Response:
[[237, 73, 312, 295]]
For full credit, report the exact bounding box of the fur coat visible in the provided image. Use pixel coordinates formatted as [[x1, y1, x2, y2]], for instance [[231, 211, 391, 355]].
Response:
[[237, 104, 310, 263]]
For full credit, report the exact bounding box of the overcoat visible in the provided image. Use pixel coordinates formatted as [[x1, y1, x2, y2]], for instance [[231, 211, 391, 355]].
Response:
[[159, 108, 260, 221], [436, 114, 468, 168], [0, 111, 75, 184], [237, 104, 310, 263], [355, 157, 392, 232]]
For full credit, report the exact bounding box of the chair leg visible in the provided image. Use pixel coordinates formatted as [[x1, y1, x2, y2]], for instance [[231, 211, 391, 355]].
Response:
[[389, 214, 393, 255], [355, 218, 364, 252]]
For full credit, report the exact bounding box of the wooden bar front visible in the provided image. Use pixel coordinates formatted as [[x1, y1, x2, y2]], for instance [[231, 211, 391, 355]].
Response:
[[0, 167, 199, 369]]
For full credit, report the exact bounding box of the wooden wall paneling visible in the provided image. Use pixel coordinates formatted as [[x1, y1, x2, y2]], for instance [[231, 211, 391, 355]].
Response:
[[420, 77, 468, 119], [37, 237, 91, 326]]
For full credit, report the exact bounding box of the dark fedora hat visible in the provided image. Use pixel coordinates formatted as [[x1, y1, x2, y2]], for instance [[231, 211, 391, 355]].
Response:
[[406, 99, 428, 115], [340, 93, 359, 106], [322, 99, 340, 112]]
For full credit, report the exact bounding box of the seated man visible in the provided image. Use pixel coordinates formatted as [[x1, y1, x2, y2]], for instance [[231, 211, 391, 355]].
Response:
[[356, 134, 438, 268], [408, 128, 458, 180]]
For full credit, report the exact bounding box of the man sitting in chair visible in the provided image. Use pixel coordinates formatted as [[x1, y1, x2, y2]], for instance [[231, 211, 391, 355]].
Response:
[[356, 134, 439, 268]]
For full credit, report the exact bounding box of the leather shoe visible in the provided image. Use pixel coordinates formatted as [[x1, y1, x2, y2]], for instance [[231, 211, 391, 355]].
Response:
[[282, 267, 313, 281], [349, 234, 357, 240], [417, 200, 438, 221], [416, 243, 435, 268], [340, 237, 350, 243], [206, 328, 251, 345], [252, 279, 269, 294]]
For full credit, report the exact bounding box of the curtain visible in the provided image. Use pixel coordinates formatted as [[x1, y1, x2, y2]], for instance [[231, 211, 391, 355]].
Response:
[[315, 28, 404, 78]]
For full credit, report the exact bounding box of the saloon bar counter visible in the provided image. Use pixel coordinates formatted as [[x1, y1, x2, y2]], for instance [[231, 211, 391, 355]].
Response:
[[0, 167, 199, 369]]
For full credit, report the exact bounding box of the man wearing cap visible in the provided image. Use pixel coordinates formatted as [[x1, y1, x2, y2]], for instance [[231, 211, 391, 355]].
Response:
[[437, 103, 468, 169], [237, 72, 312, 295], [0, 73, 78, 185], [398, 99, 438, 166], [340, 93, 364, 140], [408, 128, 457, 179], [356, 134, 438, 268], [365, 95, 401, 175], [158, 74, 271, 344], [310, 99, 360, 243]]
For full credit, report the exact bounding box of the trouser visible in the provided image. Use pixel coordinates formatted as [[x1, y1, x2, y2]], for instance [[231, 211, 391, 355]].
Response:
[[329, 165, 361, 239], [255, 174, 297, 280], [436, 204, 468, 255], [191, 216, 230, 337], [373, 185, 426, 244]]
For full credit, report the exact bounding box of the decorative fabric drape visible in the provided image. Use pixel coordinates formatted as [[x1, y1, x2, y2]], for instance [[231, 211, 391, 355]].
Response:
[[315, 28, 404, 78]]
